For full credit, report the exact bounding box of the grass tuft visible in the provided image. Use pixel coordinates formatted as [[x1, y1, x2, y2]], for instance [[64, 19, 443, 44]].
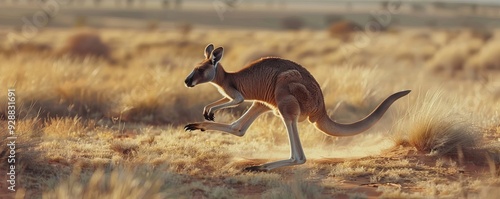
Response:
[[55, 80, 111, 118], [466, 40, 500, 71], [43, 116, 87, 138], [393, 90, 481, 157], [43, 166, 183, 199]]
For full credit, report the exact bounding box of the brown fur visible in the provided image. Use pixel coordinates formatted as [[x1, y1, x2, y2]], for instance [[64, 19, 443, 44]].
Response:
[[213, 58, 324, 120]]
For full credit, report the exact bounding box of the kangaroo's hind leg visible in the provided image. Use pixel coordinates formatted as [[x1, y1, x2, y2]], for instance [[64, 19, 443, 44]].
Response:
[[245, 95, 306, 172]]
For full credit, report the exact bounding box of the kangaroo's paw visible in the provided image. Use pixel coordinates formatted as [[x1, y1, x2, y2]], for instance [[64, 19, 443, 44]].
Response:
[[203, 111, 215, 121], [184, 123, 206, 132]]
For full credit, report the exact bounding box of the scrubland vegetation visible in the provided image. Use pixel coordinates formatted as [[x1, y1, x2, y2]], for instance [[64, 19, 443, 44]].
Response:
[[1, 23, 500, 198]]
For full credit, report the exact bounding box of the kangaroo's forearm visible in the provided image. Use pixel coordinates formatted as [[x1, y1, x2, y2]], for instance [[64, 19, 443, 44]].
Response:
[[205, 98, 230, 112], [210, 94, 244, 112]]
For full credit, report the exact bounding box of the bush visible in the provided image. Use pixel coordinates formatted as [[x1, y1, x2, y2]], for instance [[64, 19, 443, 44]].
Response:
[[327, 20, 360, 40], [58, 32, 112, 61]]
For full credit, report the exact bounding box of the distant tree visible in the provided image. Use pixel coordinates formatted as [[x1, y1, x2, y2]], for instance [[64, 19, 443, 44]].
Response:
[[94, 0, 102, 6], [126, 0, 133, 7]]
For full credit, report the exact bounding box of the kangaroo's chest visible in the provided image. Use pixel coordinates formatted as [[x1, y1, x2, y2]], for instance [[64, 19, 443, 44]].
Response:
[[210, 82, 233, 99]]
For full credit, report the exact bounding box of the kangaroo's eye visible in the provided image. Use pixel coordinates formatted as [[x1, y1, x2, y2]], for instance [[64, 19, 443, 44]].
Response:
[[196, 68, 204, 73]]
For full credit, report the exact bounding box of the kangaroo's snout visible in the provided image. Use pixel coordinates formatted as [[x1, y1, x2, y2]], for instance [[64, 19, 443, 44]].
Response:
[[184, 77, 194, 88], [184, 71, 195, 88]]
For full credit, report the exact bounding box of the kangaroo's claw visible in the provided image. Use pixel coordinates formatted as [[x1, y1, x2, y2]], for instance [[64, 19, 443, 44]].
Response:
[[184, 123, 205, 132]]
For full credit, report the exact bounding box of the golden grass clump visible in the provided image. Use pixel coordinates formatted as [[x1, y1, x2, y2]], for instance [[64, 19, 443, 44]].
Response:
[[58, 32, 112, 61], [425, 40, 482, 75], [393, 90, 481, 157], [55, 80, 112, 118], [466, 39, 500, 71], [0, 120, 41, 166], [43, 116, 87, 138], [43, 167, 182, 199]]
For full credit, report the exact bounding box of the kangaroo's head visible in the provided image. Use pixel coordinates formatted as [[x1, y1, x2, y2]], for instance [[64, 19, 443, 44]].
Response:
[[184, 44, 224, 88]]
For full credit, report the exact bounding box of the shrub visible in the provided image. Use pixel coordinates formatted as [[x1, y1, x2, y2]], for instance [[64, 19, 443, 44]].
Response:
[[58, 32, 112, 60], [327, 20, 361, 40]]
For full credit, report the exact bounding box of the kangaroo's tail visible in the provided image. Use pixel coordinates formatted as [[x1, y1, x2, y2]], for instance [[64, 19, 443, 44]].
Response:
[[314, 90, 410, 136]]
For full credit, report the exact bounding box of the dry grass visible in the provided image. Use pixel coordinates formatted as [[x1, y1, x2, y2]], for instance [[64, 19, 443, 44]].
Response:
[[424, 30, 500, 79], [466, 39, 500, 71], [43, 166, 182, 199], [0, 119, 41, 167], [393, 90, 481, 156], [1, 27, 500, 198], [425, 41, 482, 75]]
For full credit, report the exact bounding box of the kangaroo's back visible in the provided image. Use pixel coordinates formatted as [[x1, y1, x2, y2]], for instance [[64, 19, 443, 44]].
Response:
[[232, 57, 326, 117]]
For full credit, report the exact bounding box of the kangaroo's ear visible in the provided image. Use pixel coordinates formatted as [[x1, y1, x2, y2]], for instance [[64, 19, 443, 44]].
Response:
[[204, 44, 214, 59], [210, 47, 224, 67]]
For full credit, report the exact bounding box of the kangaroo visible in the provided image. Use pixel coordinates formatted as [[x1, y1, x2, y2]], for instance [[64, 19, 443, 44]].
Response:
[[184, 44, 410, 172]]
